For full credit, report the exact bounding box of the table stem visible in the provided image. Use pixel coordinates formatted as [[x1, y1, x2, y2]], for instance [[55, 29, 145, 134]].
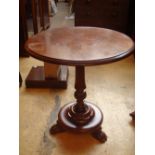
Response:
[[74, 66, 87, 113]]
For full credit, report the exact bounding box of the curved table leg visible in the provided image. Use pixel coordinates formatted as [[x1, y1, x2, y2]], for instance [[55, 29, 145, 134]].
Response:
[[50, 66, 107, 143], [92, 127, 107, 143], [50, 121, 65, 134], [130, 111, 135, 121]]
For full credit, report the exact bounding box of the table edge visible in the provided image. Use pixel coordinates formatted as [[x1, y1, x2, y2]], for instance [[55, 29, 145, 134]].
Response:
[[25, 43, 134, 66]]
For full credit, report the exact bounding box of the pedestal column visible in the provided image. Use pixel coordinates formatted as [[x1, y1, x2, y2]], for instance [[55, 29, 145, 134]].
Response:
[[50, 66, 107, 143]]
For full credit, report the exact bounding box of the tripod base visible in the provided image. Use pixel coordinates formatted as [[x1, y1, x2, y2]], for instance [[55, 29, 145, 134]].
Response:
[[50, 101, 107, 143]]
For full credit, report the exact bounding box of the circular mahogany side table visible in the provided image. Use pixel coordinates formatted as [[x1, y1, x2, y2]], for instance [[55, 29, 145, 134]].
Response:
[[25, 27, 134, 143]]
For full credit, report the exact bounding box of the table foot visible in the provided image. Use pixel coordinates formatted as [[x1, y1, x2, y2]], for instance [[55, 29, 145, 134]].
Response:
[[91, 127, 107, 143], [130, 111, 135, 121], [50, 122, 65, 134], [49, 102, 107, 143]]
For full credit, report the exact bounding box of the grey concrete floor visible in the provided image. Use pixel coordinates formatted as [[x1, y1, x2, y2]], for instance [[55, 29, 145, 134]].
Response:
[[20, 2, 135, 155]]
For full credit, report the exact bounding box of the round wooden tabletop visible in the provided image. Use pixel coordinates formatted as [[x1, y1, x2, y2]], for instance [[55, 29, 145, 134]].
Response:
[[25, 27, 134, 66]]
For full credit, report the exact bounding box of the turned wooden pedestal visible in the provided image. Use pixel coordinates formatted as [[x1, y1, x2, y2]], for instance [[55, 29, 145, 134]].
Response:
[[25, 27, 134, 143], [50, 66, 107, 142]]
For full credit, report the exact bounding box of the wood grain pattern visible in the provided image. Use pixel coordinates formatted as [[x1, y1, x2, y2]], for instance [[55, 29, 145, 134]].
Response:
[[25, 27, 134, 66]]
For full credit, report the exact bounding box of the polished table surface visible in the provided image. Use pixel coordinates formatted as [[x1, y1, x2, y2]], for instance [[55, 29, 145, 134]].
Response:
[[25, 27, 134, 66], [25, 27, 134, 143]]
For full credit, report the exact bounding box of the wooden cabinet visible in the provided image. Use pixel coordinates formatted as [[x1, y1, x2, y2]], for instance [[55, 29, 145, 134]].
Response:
[[41, 0, 50, 30], [19, 0, 50, 56], [19, 0, 29, 56], [31, 0, 43, 34], [25, 0, 50, 34], [75, 0, 133, 34]]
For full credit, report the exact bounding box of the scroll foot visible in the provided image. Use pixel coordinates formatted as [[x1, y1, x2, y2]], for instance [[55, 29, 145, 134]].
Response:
[[50, 122, 65, 134], [130, 111, 135, 121], [91, 128, 107, 143]]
